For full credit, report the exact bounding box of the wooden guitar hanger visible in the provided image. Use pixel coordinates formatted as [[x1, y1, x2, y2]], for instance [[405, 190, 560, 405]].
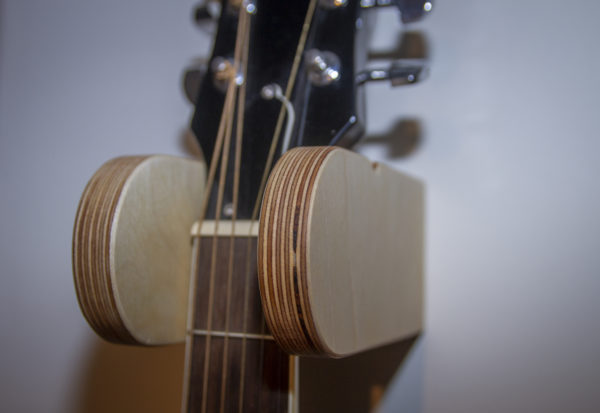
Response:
[[73, 156, 205, 345], [72, 0, 432, 411], [259, 146, 423, 358]]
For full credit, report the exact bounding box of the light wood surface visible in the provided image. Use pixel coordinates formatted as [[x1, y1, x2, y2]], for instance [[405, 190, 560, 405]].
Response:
[[258, 147, 424, 358], [73, 155, 206, 345]]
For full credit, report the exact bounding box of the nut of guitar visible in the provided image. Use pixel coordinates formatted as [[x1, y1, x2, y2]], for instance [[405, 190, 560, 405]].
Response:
[[72, 155, 205, 345], [258, 147, 424, 358]]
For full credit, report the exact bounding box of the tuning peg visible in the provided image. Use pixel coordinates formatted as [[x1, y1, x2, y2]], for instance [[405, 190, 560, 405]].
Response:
[[182, 59, 208, 105], [361, 0, 433, 24], [193, 0, 222, 26], [356, 61, 428, 87]]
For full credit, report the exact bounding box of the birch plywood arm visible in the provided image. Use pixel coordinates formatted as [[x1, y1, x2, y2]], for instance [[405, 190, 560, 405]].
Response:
[[72, 155, 205, 345], [258, 147, 424, 358]]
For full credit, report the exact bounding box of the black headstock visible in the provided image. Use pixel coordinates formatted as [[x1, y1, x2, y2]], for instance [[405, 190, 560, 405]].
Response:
[[187, 0, 431, 219]]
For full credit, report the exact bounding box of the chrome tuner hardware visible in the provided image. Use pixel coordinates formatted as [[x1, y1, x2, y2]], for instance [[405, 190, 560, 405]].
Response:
[[305, 49, 342, 86], [361, 0, 433, 24], [243, 0, 257, 15], [210, 56, 244, 92], [261, 84, 296, 155], [356, 61, 428, 87]]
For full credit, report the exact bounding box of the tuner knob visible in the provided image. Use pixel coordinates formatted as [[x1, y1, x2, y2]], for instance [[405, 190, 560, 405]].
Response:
[[361, 0, 433, 24], [182, 59, 208, 105], [356, 61, 428, 87], [193, 0, 222, 26]]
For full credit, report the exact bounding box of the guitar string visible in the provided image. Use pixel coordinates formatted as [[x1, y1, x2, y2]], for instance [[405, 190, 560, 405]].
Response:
[[194, 2, 253, 410], [257, 0, 318, 405], [219, 5, 251, 412], [180, 67, 237, 413], [238, 1, 319, 411], [238, 229, 255, 413], [201, 64, 238, 413], [182, 3, 247, 411], [248, 0, 318, 223], [182, 0, 317, 410]]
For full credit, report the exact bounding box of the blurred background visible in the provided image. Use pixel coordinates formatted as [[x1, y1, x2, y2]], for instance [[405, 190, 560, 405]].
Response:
[[1, 1, 599, 412]]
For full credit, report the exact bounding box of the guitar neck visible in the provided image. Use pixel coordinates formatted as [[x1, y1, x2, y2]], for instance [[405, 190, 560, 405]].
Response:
[[185, 234, 295, 412]]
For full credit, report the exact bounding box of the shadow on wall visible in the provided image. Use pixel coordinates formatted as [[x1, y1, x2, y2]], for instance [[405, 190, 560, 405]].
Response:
[[74, 335, 417, 413], [75, 338, 185, 413], [299, 337, 418, 413], [358, 119, 424, 159], [369, 30, 429, 61], [358, 30, 429, 160]]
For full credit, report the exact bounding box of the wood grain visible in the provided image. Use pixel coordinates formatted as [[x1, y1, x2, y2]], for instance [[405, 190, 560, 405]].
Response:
[[258, 147, 424, 357], [73, 155, 205, 345]]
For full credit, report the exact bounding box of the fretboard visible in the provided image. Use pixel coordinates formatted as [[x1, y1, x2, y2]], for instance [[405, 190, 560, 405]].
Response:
[[186, 235, 293, 412]]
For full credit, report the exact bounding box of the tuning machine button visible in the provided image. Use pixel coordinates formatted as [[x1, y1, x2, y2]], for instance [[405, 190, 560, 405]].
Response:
[[361, 0, 433, 24], [193, 0, 222, 26], [356, 61, 428, 87], [182, 59, 208, 105]]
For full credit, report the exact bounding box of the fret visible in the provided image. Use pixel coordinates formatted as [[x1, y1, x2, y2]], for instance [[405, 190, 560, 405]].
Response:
[[191, 329, 275, 341], [186, 236, 291, 413]]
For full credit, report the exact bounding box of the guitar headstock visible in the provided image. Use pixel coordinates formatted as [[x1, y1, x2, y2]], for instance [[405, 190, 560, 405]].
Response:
[[184, 0, 432, 218]]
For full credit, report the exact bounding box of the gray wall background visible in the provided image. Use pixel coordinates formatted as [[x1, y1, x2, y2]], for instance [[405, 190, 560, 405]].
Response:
[[1, 1, 599, 412]]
